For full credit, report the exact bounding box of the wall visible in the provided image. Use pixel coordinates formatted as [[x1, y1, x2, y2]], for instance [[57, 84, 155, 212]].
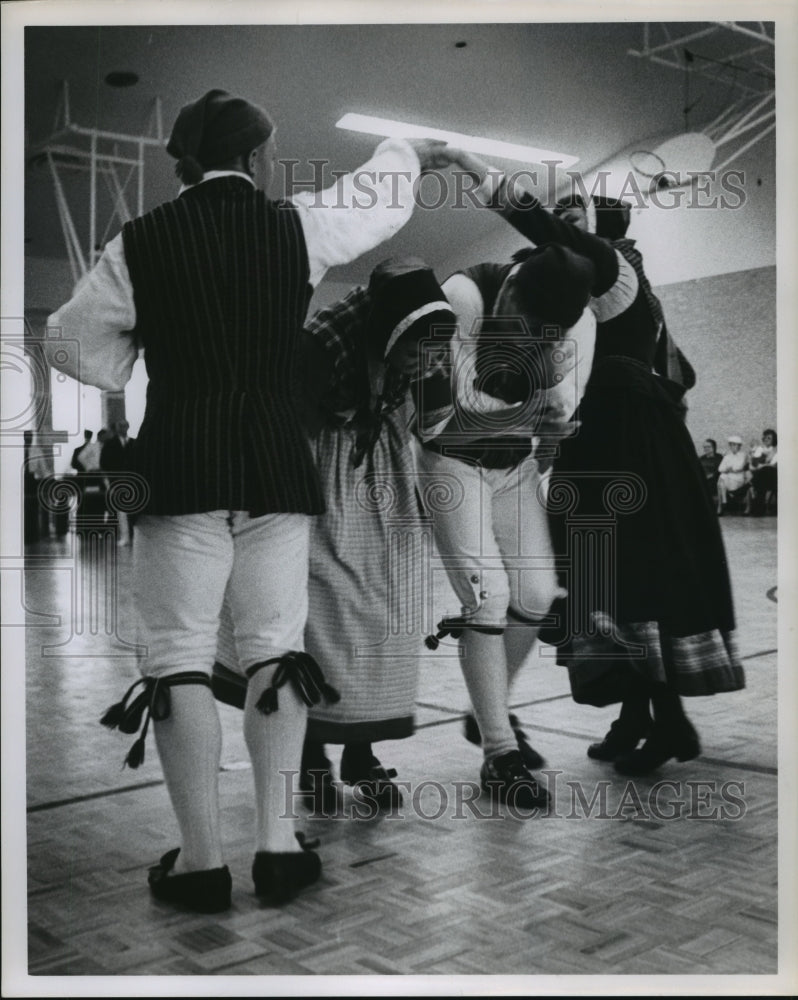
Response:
[[25, 256, 75, 313], [656, 266, 777, 453]]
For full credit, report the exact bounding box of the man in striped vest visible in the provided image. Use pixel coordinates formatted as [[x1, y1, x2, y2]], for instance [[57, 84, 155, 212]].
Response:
[[46, 88, 455, 912]]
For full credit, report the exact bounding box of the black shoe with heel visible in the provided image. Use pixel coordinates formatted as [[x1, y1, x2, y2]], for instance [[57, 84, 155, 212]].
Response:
[[613, 721, 701, 776], [252, 832, 322, 905], [148, 848, 232, 913], [339, 745, 403, 810], [587, 715, 653, 762]]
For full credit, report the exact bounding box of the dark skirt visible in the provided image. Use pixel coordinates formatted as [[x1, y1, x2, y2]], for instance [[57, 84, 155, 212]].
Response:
[[545, 356, 745, 704]]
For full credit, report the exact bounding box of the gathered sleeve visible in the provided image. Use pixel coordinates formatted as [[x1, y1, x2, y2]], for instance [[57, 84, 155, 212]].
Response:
[[290, 138, 422, 288], [44, 233, 138, 391]]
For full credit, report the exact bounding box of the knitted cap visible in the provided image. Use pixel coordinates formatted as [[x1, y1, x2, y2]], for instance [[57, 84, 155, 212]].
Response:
[[367, 258, 455, 360], [591, 196, 632, 239], [506, 244, 595, 330], [167, 89, 274, 181]]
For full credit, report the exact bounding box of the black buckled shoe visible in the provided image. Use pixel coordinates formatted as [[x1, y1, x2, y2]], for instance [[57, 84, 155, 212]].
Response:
[[587, 716, 652, 762], [464, 713, 545, 770], [148, 848, 232, 913], [480, 749, 550, 811], [252, 834, 322, 905], [340, 748, 403, 810], [613, 721, 701, 776]]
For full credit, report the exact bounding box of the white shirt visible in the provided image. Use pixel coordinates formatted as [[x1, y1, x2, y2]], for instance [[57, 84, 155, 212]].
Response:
[[427, 167, 638, 440], [45, 139, 422, 391], [411, 269, 597, 446], [718, 449, 748, 490], [750, 444, 777, 467]]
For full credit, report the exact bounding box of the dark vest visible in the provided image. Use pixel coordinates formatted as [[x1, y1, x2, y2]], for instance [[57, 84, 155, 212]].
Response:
[[122, 176, 323, 516], [426, 262, 533, 470]]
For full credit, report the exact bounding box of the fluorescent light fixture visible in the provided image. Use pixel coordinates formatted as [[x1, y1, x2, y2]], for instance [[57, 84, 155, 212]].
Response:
[[336, 113, 579, 168]]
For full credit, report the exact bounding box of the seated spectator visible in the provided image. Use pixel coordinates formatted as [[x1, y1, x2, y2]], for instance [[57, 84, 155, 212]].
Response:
[[747, 428, 777, 515], [716, 435, 749, 515], [698, 438, 722, 503]]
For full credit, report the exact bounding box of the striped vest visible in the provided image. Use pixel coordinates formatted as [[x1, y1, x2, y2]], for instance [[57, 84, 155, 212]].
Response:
[[122, 176, 323, 516]]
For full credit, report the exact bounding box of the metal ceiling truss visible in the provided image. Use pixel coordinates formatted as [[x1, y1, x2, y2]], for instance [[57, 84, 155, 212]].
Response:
[[703, 90, 775, 173], [627, 21, 774, 98], [627, 22, 775, 174], [27, 81, 166, 283]]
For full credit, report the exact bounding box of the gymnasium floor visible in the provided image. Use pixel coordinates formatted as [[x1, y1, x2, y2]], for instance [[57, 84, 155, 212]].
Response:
[[13, 513, 782, 986]]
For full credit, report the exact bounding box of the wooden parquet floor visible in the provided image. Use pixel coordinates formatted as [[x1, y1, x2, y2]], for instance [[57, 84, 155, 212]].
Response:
[[5, 515, 791, 993]]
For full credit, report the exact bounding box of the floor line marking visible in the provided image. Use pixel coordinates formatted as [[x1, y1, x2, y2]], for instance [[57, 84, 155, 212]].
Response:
[[27, 779, 165, 812], [27, 648, 778, 812]]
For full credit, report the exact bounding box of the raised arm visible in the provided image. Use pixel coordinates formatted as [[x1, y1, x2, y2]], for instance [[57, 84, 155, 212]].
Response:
[[449, 150, 621, 298], [290, 138, 455, 288]]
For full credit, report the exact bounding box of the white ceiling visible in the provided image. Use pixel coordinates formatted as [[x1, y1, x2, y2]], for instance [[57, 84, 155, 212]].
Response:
[[23, 20, 776, 284]]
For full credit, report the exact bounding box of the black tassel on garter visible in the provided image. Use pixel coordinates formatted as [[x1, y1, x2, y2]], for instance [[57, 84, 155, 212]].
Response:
[[246, 651, 341, 716], [424, 615, 504, 650], [99, 672, 210, 769]]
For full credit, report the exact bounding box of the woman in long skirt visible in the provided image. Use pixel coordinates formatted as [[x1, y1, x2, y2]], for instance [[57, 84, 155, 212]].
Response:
[[443, 154, 745, 775]]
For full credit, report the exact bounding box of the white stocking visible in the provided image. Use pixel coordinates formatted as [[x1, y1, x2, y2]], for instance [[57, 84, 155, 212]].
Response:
[[459, 630, 516, 760], [504, 621, 540, 692], [244, 664, 308, 854], [153, 683, 223, 873]]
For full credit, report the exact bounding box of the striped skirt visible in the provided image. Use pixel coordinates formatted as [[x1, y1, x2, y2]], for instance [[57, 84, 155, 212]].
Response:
[[305, 403, 426, 742]]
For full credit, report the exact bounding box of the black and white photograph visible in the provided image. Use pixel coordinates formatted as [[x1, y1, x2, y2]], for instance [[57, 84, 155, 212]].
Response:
[[2, 1, 796, 995]]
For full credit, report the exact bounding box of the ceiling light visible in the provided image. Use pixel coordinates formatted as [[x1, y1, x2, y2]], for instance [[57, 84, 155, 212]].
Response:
[[336, 113, 579, 168], [105, 71, 139, 88]]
